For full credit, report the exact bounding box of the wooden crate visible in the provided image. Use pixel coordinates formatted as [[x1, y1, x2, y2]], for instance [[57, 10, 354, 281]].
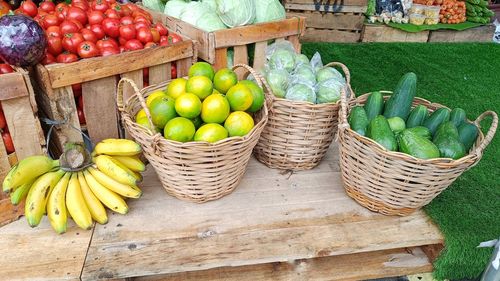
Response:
[[361, 24, 430, 42], [428, 24, 495, 42], [33, 39, 196, 156], [0, 67, 46, 227], [285, 0, 367, 42]]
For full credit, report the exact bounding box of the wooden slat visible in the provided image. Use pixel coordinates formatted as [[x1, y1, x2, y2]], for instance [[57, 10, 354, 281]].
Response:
[[252, 41, 269, 72], [0, 217, 94, 281], [286, 0, 368, 7], [428, 25, 495, 42], [287, 35, 302, 53], [213, 17, 306, 48], [82, 146, 443, 280], [361, 24, 430, 42], [302, 28, 361, 42], [176, 57, 193, 78], [82, 77, 120, 143], [149, 64, 169, 85], [121, 70, 144, 103], [287, 11, 364, 30], [165, 15, 212, 63], [233, 45, 249, 80], [0, 198, 24, 227], [133, 247, 433, 281], [285, 3, 367, 13], [45, 41, 194, 88], [0, 134, 11, 181], [214, 48, 228, 71], [0, 72, 29, 100]]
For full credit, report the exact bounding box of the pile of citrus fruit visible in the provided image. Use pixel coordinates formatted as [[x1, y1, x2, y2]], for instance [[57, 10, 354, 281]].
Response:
[[135, 62, 265, 143]]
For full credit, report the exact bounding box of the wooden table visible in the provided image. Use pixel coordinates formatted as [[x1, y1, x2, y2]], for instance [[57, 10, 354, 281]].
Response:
[[0, 145, 444, 281]]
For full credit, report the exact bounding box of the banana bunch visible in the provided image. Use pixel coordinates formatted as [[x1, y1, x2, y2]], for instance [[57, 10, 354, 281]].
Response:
[[2, 139, 145, 234]]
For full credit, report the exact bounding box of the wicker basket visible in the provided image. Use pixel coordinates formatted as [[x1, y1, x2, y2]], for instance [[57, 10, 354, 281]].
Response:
[[116, 64, 270, 203], [338, 90, 498, 216], [254, 62, 354, 171]]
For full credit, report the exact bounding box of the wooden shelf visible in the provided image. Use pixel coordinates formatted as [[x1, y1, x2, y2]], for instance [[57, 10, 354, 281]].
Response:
[[0, 144, 443, 281]]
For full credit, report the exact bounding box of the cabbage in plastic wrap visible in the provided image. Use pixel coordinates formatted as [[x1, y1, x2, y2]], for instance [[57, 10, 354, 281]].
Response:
[[290, 66, 316, 87], [285, 83, 316, 103], [315, 78, 344, 104], [265, 68, 289, 98], [316, 67, 346, 84], [269, 48, 295, 72], [294, 53, 310, 67]]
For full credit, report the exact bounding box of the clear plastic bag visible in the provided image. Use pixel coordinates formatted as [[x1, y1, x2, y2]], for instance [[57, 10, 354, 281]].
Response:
[[315, 66, 346, 84], [265, 68, 290, 98], [310, 52, 324, 73], [285, 83, 316, 103], [315, 78, 345, 104], [289, 65, 316, 87]]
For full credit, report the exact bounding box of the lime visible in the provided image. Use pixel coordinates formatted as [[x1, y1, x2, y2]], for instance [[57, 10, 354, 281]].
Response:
[[135, 109, 147, 121], [239, 80, 265, 113], [186, 76, 213, 100], [136, 117, 161, 133], [149, 96, 177, 129], [201, 94, 230, 124], [175, 93, 202, 119], [163, 117, 196, 142], [224, 111, 254, 137], [146, 90, 167, 107], [194, 124, 228, 143], [213, 68, 238, 94], [226, 83, 253, 111], [166, 78, 187, 99], [188, 62, 215, 80]]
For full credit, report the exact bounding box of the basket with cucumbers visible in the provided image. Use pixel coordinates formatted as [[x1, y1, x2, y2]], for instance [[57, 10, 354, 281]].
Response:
[[338, 72, 498, 216]]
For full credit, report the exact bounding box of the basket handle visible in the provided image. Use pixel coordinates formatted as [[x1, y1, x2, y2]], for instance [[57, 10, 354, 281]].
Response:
[[472, 110, 498, 155], [232, 63, 273, 110], [324, 61, 355, 106], [116, 78, 156, 135]]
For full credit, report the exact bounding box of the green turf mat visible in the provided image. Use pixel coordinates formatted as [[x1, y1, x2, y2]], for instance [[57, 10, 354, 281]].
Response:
[[385, 21, 483, 32], [301, 42, 500, 280]]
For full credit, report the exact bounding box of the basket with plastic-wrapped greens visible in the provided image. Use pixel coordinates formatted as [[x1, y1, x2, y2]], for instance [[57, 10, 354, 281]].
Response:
[[139, 0, 305, 72], [253, 41, 354, 171]]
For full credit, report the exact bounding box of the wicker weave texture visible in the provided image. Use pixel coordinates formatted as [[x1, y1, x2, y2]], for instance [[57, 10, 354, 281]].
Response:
[[117, 65, 269, 203], [254, 62, 353, 171], [338, 91, 498, 216]]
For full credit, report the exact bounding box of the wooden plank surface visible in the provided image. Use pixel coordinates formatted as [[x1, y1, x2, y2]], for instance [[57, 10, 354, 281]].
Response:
[[0, 217, 93, 281], [82, 145, 443, 280], [302, 28, 361, 42], [287, 11, 364, 30], [285, 3, 367, 13], [362, 24, 430, 42], [133, 247, 433, 281], [0, 72, 29, 101], [428, 25, 495, 42]]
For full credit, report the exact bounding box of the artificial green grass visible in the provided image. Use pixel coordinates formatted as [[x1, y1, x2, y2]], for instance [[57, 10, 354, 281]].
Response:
[[301, 42, 500, 280]]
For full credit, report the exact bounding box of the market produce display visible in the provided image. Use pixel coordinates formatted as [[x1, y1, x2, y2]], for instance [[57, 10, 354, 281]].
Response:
[[150, 0, 286, 32], [0, 62, 16, 154], [2, 139, 145, 233], [465, 0, 494, 23], [263, 42, 347, 104], [348, 72, 479, 160], [135, 62, 265, 143]]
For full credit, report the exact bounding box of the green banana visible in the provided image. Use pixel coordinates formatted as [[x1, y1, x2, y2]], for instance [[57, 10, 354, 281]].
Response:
[[3, 156, 60, 193]]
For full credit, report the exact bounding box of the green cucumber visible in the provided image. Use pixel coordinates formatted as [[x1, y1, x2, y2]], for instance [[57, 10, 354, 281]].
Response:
[[348, 106, 369, 136], [423, 108, 451, 136], [406, 126, 431, 140], [364, 91, 384, 121], [383, 72, 417, 120], [434, 135, 466, 160], [450, 108, 466, 128], [397, 130, 440, 159], [406, 105, 428, 128], [458, 122, 479, 151], [367, 115, 397, 151], [387, 116, 406, 133], [433, 121, 459, 143]]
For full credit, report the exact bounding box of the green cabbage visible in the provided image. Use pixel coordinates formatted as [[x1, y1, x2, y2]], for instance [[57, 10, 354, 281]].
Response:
[[143, 0, 165, 12], [266, 69, 289, 98], [294, 54, 310, 67], [215, 0, 256, 27], [179, 2, 210, 26], [196, 12, 227, 31], [316, 79, 344, 104], [202, 0, 217, 11], [253, 0, 286, 23], [286, 83, 316, 103], [164, 0, 189, 18], [291, 66, 315, 86], [316, 67, 346, 84], [269, 48, 295, 72]]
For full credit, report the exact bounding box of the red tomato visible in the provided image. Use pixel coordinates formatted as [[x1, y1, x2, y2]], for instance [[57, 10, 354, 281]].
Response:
[[0, 1, 10, 16], [0, 111, 6, 129], [102, 18, 120, 38], [124, 39, 143, 51], [125, 3, 138, 12], [2, 132, 15, 154], [91, 0, 109, 12], [100, 46, 119, 57], [119, 4, 131, 17], [120, 16, 133, 26], [71, 1, 89, 12], [105, 0, 116, 4], [89, 24, 105, 40], [41, 53, 56, 65], [143, 67, 148, 80], [47, 36, 63, 56], [119, 24, 136, 41], [77, 108, 86, 125], [168, 33, 182, 44], [78, 94, 83, 109], [39, 1, 55, 13], [104, 8, 120, 19], [134, 21, 148, 31], [42, 14, 60, 28], [60, 20, 80, 34], [117, 37, 127, 46], [20, 0, 37, 17], [0, 64, 14, 74], [96, 38, 118, 50], [150, 28, 160, 43], [155, 23, 168, 36], [77, 41, 99, 59], [66, 6, 87, 25], [136, 27, 153, 44], [132, 9, 152, 21], [87, 10, 104, 25], [143, 81, 149, 88], [159, 35, 168, 46], [46, 26, 62, 38], [72, 83, 82, 97], [144, 42, 156, 48], [133, 15, 150, 24], [55, 3, 68, 21], [62, 33, 85, 54], [56, 52, 78, 63], [80, 28, 97, 43], [171, 64, 177, 79]]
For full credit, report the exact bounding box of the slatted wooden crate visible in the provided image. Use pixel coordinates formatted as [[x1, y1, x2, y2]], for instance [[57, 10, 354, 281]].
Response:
[[0, 67, 46, 226], [33, 39, 196, 156], [361, 24, 430, 42], [284, 0, 367, 42]]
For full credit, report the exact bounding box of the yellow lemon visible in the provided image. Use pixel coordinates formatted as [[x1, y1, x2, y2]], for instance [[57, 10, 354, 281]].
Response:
[[226, 83, 253, 111], [167, 78, 187, 100], [136, 117, 161, 133], [135, 109, 147, 121], [194, 123, 228, 143], [201, 94, 230, 124], [224, 111, 254, 137], [163, 117, 196, 142], [186, 76, 213, 100], [188, 62, 215, 80], [213, 68, 238, 94], [174, 93, 202, 119], [239, 80, 265, 113], [146, 90, 167, 107]]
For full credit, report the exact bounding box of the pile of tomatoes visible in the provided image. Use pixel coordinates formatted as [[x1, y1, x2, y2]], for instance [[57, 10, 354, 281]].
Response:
[[0, 62, 16, 154], [13, 0, 181, 64]]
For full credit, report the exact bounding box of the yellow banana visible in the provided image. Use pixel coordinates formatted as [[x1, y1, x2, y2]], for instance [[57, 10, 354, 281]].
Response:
[[109, 156, 142, 182], [3, 156, 59, 193], [94, 155, 137, 186], [83, 170, 128, 215], [88, 167, 141, 199], [25, 169, 65, 227], [9, 177, 36, 205], [111, 155, 145, 172], [94, 139, 142, 156], [66, 173, 93, 230], [77, 172, 108, 225], [47, 173, 71, 234]]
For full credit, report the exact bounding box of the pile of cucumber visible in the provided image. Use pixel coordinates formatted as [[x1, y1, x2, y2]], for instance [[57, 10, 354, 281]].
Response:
[[348, 72, 479, 160]]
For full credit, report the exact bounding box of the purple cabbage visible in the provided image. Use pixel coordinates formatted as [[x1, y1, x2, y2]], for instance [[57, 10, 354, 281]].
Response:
[[0, 15, 47, 67]]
